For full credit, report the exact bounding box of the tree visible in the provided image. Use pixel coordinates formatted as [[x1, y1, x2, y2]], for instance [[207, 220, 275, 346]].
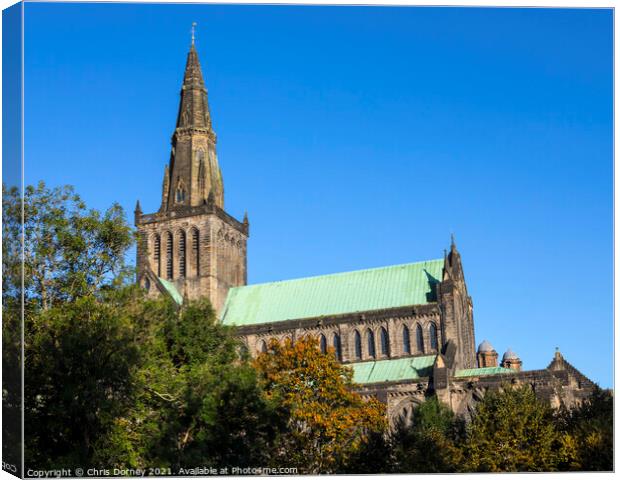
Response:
[[390, 396, 464, 473], [253, 336, 387, 474], [3, 181, 133, 311], [89, 295, 283, 471], [459, 384, 570, 472], [25, 292, 141, 468], [8, 182, 136, 469], [556, 387, 613, 471]]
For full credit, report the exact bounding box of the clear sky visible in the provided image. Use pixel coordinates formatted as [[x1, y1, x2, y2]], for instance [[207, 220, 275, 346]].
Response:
[[23, 4, 612, 387]]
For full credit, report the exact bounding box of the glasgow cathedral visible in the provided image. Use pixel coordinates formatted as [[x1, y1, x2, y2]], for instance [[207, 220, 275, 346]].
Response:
[[135, 39, 595, 423]]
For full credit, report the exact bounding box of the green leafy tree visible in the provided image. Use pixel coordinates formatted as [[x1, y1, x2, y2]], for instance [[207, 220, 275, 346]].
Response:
[[108, 298, 284, 470], [556, 386, 613, 471], [3, 181, 133, 311], [25, 293, 141, 468], [390, 395, 464, 473], [253, 336, 387, 474], [460, 384, 570, 472], [6, 182, 135, 469]]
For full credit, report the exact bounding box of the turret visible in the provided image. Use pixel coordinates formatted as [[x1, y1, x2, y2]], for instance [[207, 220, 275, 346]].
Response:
[[437, 235, 476, 369], [501, 348, 522, 371], [134, 200, 142, 225], [477, 340, 498, 368]]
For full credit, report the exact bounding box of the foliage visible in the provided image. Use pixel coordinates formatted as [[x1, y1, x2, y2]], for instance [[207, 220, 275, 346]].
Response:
[[3, 181, 133, 311], [25, 292, 141, 468], [459, 384, 571, 472], [98, 297, 283, 470], [555, 386, 613, 471], [253, 336, 387, 474], [390, 395, 464, 473]]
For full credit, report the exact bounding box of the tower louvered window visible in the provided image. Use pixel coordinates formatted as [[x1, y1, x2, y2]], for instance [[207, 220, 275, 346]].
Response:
[[367, 329, 376, 359], [416, 324, 424, 353], [166, 232, 173, 280], [154, 235, 161, 276], [429, 323, 438, 351], [380, 327, 390, 357], [192, 229, 200, 276], [354, 330, 362, 360], [403, 325, 411, 355], [179, 231, 186, 278]]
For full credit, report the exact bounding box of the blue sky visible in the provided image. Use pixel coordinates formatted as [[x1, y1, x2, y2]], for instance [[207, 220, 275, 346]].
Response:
[[23, 4, 612, 386]]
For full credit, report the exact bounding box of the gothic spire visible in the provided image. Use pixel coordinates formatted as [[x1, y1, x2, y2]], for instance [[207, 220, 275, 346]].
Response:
[[163, 34, 224, 211], [174, 39, 214, 135]]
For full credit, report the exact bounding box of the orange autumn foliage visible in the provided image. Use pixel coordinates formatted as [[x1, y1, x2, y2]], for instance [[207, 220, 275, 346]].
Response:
[[253, 336, 387, 473]]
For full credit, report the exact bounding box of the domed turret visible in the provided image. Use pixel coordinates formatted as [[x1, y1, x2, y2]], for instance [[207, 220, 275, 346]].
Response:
[[501, 348, 522, 371], [476, 339, 498, 368], [502, 348, 518, 361]]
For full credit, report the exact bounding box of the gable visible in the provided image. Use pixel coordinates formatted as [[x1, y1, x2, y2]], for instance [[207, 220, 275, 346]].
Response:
[[220, 259, 443, 327]]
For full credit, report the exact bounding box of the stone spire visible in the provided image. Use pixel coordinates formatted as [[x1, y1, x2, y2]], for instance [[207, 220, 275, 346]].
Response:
[[443, 234, 463, 282], [161, 34, 224, 211], [174, 43, 213, 133]]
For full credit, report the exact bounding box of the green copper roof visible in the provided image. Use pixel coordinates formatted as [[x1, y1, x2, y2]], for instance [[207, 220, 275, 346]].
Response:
[[454, 366, 515, 378], [221, 259, 444, 326], [158, 277, 183, 305], [348, 355, 437, 384]]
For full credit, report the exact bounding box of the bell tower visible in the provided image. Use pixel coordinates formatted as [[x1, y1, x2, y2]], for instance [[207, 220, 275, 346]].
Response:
[[135, 29, 248, 314]]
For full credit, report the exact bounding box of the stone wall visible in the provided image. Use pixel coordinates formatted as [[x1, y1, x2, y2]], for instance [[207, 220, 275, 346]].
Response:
[[237, 304, 444, 364]]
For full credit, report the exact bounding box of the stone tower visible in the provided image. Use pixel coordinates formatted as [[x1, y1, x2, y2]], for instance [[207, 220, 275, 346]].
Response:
[[476, 340, 499, 368], [437, 237, 477, 369], [135, 38, 248, 314]]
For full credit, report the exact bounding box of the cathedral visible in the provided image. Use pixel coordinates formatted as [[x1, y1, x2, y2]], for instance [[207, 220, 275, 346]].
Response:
[[135, 40, 596, 423]]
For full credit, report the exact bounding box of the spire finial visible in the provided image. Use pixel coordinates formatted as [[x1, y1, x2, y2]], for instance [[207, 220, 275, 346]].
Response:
[[451, 232, 456, 246], [191, 22, 197, 46]]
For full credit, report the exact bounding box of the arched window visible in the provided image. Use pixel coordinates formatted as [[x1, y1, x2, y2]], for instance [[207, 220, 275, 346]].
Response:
[[429, 323, 438, 351], [333, 333, 342, 361], [367, 329, 376, 359], [153, 234, 161, 276], [179, 230, 186, 278], [402, 325, 411, 355], [319, 334, 327, 354], [191, 229, 200, 276], [258, 340, 267, 354], [380, 327, 390, 357], [166, 232, 173, 280], [143, 277, 150, 291], [354, 330, 362, 360], [416, 324, 424, 353]]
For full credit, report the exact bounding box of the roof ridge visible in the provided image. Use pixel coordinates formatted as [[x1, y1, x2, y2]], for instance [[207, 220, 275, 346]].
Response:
[[233, 258, 445, 290]]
